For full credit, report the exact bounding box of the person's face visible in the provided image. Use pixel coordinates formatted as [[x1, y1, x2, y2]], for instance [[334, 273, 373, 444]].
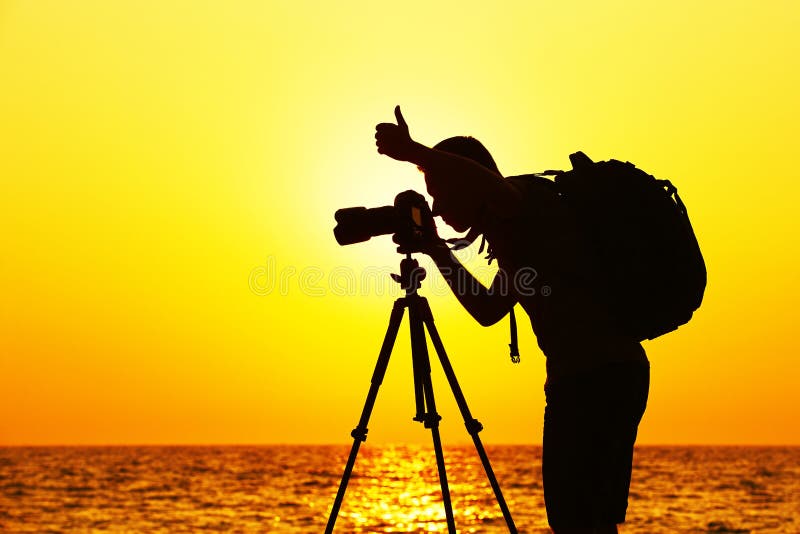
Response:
[[424, 170, 477, 232], [431, 196, 473, 233]]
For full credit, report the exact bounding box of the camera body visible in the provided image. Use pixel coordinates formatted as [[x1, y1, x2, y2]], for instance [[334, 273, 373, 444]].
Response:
[[334, 190, 434, 253]]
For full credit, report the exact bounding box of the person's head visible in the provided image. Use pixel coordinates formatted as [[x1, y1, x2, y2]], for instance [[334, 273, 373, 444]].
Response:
[[426, 136, 500, 232]]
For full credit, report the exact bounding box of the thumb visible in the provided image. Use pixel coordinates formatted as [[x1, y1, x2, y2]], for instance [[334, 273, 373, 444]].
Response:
[[394, 105, 408, 130]]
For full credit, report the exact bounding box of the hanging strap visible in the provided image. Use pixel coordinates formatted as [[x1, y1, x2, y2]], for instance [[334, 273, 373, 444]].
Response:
[[509, 307, 520, 363]]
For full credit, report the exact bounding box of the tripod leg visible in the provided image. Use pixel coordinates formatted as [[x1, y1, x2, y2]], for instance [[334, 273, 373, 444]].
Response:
[[325, 299, 406, 534], [419, 297, 518, 533], [408, 297, 457, 534], [424, 393, 457, 534]]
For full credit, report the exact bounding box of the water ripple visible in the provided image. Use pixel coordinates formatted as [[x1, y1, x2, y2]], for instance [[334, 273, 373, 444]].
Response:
[[0, 445, 798, 532]]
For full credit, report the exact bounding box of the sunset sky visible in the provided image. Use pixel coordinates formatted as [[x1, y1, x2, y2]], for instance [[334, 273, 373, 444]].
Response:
[[1, 1, 798, 446]]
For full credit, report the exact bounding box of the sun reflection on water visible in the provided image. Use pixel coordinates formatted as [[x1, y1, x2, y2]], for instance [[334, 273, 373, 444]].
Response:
[[333, 444, 511, 533]]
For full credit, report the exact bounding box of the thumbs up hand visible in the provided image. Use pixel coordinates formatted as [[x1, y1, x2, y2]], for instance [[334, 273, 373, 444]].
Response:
[[375, 105, 415, 162]]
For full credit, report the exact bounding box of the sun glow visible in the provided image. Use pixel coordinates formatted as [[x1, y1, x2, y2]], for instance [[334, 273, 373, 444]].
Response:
[[1, 1, 799, 446]]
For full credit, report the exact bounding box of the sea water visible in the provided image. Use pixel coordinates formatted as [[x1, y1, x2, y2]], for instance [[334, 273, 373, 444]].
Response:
[[1, 445, 798, 532]]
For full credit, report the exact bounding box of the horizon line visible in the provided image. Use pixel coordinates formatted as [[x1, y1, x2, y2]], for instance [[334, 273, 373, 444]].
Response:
[[2, 442, 800, 448]]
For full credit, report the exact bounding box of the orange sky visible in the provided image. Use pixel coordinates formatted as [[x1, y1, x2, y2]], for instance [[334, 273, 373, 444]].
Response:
[[1, 1, 799, 445]]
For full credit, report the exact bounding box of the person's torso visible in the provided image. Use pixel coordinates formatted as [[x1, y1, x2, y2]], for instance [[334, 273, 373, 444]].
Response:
[[484, 175, 648, 376]]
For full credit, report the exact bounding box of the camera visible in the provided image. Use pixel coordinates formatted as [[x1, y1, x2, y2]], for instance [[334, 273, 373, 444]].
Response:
[[334, 190, 434, 252]]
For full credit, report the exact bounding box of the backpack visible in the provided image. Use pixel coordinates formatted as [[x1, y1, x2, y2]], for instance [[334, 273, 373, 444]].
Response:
[[529, 151, 706, 341]]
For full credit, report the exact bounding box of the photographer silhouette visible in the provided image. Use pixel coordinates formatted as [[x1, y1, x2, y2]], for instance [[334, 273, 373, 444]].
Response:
[[376, 106, 650, 534]]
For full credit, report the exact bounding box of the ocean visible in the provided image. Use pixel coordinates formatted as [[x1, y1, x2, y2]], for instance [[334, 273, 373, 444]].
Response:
[[1, 445, 798, 533]]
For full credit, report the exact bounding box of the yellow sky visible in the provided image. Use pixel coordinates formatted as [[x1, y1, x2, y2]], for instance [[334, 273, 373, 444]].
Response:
[[1, 1, 798, 445]]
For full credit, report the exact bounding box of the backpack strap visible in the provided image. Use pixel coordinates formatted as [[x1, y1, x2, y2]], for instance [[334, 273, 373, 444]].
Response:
[[508, 306, 520, 363]]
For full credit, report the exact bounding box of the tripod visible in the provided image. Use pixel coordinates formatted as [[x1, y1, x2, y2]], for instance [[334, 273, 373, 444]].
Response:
[[325, 254, 517, 533]]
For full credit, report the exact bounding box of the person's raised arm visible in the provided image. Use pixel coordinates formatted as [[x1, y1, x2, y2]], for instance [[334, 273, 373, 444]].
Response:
[[375, 106, 520, 215]]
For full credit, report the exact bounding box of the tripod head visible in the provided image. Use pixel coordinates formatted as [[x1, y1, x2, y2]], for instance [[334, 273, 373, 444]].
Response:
[[391, 254, 426, 295]]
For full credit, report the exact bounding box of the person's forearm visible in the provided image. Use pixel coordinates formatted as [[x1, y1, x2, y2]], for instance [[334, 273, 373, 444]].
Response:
[[427, 240, 509, 326], [405, 141, 437, 168], [407, 142, 480, 176]]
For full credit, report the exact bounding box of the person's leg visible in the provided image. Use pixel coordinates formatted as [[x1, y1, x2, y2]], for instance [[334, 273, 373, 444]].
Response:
[[543, 364, 649, 532], [543, 374, 593, 531], [549, 525, 618, 534], [597, 364, 649, 527], [594, 525, 619, 533]]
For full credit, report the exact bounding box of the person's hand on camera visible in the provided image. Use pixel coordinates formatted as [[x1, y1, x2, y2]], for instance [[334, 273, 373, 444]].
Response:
[[392, 232, 446, 256], [392, 212, 447, 256], [375, 106, 415, 162]]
